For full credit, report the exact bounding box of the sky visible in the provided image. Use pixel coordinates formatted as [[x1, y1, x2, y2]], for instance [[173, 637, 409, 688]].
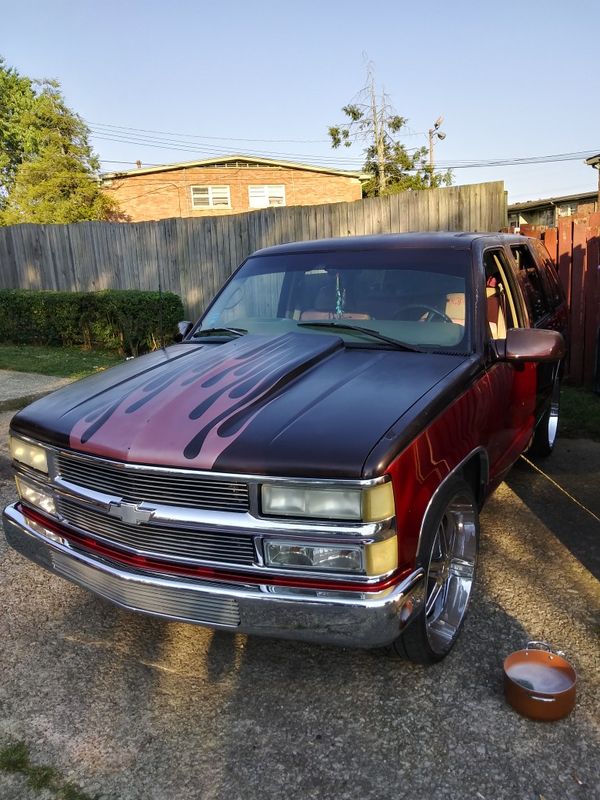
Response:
[[1, 0, 599, 203]]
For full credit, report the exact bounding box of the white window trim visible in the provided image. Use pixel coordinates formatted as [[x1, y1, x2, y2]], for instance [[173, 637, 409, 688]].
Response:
[[190, 185, 231, 210], [248, 184, 286, 209]]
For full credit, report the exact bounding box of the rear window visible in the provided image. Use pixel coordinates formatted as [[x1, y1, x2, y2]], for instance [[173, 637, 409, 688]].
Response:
[[510, 244, 550, 324]]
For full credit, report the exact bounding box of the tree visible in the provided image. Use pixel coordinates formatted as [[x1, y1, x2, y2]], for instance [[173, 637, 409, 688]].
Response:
[[0, 58, 122, 224], [0, 57, 37, 198], [328, 66, 452, 196]]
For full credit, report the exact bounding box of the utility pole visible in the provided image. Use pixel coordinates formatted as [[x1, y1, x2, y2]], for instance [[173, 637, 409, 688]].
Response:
[[428, 116, 446, 186], [370, 74, 386, 195]]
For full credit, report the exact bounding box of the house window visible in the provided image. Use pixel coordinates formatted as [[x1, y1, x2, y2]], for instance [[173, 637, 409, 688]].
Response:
[[248, 185, 286, 209], [191, 185, 231, 209]]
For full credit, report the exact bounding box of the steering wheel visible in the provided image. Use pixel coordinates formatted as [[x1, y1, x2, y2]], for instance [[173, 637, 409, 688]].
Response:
[[394, 304, 453, 323]]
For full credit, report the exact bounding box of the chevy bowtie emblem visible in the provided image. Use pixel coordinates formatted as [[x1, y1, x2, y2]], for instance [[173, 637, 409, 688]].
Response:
[[107, 501, 156, 525]]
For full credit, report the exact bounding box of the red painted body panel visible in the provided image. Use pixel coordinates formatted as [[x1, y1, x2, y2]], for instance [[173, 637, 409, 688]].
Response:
[[387, 361, 537, 569]]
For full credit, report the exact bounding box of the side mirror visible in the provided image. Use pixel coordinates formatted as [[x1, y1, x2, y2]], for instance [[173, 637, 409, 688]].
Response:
[[497, 328, 566, 363], [175, 320, 193, 342]]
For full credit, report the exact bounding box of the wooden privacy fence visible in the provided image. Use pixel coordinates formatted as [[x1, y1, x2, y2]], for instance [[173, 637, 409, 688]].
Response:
[[0, 182, 506, 319], [522, 215, 600, 388]]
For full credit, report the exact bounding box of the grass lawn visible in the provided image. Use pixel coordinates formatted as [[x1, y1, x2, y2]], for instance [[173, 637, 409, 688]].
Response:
[[0, 344, 123, 379], [560, 386, 600, 442]]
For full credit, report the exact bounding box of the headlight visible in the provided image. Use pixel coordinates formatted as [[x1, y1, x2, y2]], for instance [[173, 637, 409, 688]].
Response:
[[264, 541, 363, 573], [263, 536, 398, 576], [9, 436, 48, 474], [261, 481, 394, 522], [15, 475, 56, 516]]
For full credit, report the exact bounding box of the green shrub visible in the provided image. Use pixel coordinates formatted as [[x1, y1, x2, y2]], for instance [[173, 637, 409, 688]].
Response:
[[0, 289, 185, 356]]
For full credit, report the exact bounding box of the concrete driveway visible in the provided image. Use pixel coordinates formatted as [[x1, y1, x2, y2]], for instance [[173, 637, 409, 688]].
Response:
[[0, 409, 598, 800]]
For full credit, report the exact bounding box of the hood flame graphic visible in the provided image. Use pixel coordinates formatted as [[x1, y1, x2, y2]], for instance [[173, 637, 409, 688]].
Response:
[[69, 333, 341, 469]]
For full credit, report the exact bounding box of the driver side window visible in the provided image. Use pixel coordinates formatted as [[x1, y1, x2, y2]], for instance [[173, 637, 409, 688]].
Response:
[[483, 250, 518, 340]]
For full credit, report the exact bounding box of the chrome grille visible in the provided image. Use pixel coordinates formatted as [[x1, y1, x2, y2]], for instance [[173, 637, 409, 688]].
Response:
[[57, 453, 250, 512], [57, 497, 256, 566], [51, 551, 241, 626]]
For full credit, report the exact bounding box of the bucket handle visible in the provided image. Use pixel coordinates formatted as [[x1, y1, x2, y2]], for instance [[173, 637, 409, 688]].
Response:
[[526, 640, 552, 651], [525, 641, 565, 658]]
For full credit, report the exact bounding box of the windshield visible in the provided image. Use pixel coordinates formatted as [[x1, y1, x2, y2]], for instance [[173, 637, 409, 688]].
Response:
[[195, 248, 472, 351]]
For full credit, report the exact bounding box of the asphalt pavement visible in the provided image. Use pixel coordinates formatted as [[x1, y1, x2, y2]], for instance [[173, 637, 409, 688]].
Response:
[[0, 408, 599, 800], [0, 370, 73, 412]]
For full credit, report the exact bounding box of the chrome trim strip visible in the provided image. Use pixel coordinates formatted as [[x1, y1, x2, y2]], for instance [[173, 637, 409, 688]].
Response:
[[55, 445, 389, 488], [415, 446, 489, 561]]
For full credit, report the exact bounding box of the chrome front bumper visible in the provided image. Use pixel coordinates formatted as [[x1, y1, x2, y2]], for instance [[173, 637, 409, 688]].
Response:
[[3, 503, 425, 648]]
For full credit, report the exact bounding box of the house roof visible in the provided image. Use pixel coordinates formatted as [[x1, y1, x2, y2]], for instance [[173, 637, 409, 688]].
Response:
[[102, 154, 369, 181], [508, 190, 598, 212], [585, 153, 600, 167]]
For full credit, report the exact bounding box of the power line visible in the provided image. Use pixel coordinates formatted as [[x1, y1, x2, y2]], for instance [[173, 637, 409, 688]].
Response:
[[89, 125, 598, 171], [89, 131, 370, 167], [88, 123, 425, 166], [16, 150, 597, 187], [87, 119, 427, 143], [433, 150, 597, 169]]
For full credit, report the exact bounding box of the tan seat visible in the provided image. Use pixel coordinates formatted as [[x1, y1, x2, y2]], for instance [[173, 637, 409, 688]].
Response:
[[486, 287, 507, 339], [445, 293, 465, 325]]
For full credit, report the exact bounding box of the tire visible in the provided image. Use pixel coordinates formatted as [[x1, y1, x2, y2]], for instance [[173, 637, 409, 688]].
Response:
[[391, 478, 479, 664], [528, 375, 560, 458]]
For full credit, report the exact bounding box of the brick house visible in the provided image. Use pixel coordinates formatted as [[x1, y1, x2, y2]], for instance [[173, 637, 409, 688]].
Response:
[[507, 190, 598, 228], [101, 155, 367, 222]]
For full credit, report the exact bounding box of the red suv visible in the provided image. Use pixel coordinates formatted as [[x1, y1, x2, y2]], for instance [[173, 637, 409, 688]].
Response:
[[4, 233, 567, 663]]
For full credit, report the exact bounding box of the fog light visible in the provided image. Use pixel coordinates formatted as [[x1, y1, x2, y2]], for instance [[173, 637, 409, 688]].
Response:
[[15, 475, 56, 516], [264, 540, 363, 573], [9, 436, 48, 473]]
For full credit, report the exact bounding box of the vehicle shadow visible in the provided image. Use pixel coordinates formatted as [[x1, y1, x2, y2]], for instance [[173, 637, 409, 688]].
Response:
[[506, 456, 600, 580]]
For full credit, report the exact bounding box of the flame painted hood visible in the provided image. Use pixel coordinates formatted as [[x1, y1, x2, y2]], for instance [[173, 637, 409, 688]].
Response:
[[11, 333, 466, 478]]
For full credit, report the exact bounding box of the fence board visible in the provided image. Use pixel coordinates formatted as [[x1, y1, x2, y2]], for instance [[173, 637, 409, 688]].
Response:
[[568, 221, 588, 384], [543, 227, 558, 262], [583, 227, 600, 387], [557, 219, 573, 309]]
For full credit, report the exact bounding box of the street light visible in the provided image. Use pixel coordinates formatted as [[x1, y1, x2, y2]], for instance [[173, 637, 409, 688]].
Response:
[[428, 116, 446, 185]]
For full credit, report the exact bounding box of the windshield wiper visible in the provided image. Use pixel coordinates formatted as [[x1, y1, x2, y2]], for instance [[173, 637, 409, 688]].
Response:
[[192, 326, 247, 339], [297, 321, 423, 352]]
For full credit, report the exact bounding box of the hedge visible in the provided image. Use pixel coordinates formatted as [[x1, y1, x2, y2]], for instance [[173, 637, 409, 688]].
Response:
[[0, 289, 185, 356]]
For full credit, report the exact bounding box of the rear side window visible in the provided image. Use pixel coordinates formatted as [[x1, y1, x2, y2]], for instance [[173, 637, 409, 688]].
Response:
[[510, 244, 550, 324]]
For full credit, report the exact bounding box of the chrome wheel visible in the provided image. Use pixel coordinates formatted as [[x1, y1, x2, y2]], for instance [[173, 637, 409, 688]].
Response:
[[529, 373, 561, 458], [424, 491, 478, 655], [547, 377, 560, 449]]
